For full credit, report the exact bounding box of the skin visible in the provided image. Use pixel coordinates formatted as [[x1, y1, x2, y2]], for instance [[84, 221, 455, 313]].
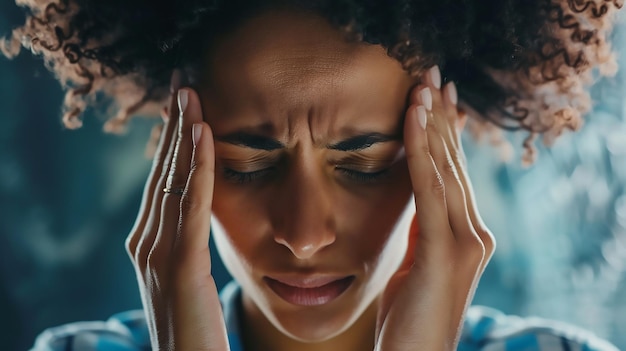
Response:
[[202, 10, 414, 351], [125, 8, 495, 351]]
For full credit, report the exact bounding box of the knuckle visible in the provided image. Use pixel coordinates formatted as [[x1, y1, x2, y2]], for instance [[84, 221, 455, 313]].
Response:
[[405, 144, 430, 167], [461, 234, 486, 264], [180, 192, 200, 216], [470, 238, 487, 258], [146, 247, 164, 270], [180, 196, 192, 218], [134, 234, 156, 270], [134, 246, 148, 270], [452, 152, 466, 170], [179, 173, 211, 217], [430, 171, 446, 195], [477, 228, 496, 257], [187, 162, 201, 185], [408, 141, 431, 157], [418, 143, 431, 158], [124, 235, 137, 260], [440, 154, 459, 180]]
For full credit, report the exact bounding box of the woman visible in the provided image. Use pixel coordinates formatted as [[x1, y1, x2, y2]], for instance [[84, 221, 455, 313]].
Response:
[[2, 0, 622, 350]]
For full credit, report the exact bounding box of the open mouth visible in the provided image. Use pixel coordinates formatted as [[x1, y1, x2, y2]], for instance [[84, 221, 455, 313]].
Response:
[[263, 275, 356, 306]]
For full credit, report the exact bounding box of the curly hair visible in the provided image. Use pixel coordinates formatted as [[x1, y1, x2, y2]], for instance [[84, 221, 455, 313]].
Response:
[[1, 0, 623, 165]]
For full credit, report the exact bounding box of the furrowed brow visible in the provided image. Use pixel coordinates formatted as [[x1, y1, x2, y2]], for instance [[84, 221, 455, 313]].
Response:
[[328, 133, 399, 151], [214, 131, 399, 151], [214, 132, 285, 151]]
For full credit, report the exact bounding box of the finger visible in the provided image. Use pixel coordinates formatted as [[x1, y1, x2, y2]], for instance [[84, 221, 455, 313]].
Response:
[[427, 83, 490, 271], [423, 65, 453, 148], [422, 76, 494, 269], [125, 71, 182, 259], [135, 121, 178, 270], [160, 92, 229, 351], [176, 121, 215, 255], [403, 104, 452, 250], [455, 108, 468, 166], [127, 72, 182, 347], [435, 84, 461, 152], [134, 86, 182, 270], [424, 110, 477, 244], [442, 82, 458, 125], [140, 89, 191, 348], [415, 66, 458, 150], [411, 78, 459, 155], [454, 161, 496, 274], [424, 108, 489, 345], [430, 85, 491, 335], [171, 122, 228, 351], [425, 65, 442, 91], [414, 72, 490, 261], [439, 83, 496, 271], [153, 88, 203, 258], [411, 82, 461, 165], [410, 84, 432, 111]]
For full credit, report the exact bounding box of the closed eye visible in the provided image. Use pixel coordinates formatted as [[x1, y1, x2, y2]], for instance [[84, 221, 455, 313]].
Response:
[[222, 167, 275, 184], [335, 167, 392, 183]]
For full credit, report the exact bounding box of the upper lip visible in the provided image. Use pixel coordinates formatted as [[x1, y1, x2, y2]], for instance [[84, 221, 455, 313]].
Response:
[[264, 274, 354, 288]]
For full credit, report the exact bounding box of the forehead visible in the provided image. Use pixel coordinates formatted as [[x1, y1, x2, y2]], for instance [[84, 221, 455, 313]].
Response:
[[200, 9, 414, 139]]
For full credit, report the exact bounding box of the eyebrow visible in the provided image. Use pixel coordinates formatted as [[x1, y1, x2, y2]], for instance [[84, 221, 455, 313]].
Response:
[[214, 132, 400, 151], [215, 132, 284, 151], [328, 133, 400, 151]]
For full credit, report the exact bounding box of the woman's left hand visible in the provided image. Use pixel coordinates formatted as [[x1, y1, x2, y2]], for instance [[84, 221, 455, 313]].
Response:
[[375, 66, 496, 351]]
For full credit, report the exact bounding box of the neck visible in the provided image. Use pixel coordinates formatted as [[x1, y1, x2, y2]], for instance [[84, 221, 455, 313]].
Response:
[[240, 294, 378, 351]]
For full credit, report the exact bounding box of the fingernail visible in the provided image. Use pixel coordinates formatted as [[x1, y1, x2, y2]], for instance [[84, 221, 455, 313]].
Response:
[[446, 82, 458, 106], [192, 123, 202, 147], [420, 87, 432, 111], [416, 106, 427, 130], [170, 69, 182, 93], [161, 107, 169, 122], [429, 65, 441, 90], [178, 89, 188, 115]]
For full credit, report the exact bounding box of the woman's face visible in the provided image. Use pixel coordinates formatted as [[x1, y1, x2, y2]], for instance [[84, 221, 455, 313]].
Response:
[[199, 9, 417, 342]]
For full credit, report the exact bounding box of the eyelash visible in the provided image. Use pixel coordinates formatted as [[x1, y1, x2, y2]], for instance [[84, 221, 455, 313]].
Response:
[[222, 167, 391, 184], [222, 167, 275, 184], [335, 168, 391, 183]]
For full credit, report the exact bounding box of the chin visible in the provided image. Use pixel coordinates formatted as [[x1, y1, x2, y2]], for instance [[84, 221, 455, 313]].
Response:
[[268, 304, 362, 342]]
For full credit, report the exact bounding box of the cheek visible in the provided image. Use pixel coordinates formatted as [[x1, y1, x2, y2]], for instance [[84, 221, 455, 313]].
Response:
[[211, 178, 272, 274], [333, 164, 413, 265]]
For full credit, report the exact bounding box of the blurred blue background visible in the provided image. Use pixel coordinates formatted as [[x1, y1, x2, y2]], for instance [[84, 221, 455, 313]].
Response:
[[1, 2, 625, 350]]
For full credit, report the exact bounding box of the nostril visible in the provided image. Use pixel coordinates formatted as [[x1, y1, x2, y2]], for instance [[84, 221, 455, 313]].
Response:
[[273, 232, 335, 260]]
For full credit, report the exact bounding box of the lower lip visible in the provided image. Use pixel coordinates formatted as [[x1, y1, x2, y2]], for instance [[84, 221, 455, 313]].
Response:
[[264, 276, 355, 306]]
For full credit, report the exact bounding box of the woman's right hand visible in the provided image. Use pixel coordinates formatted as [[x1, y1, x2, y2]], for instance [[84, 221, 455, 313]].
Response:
[[124, 72, 229, 351]]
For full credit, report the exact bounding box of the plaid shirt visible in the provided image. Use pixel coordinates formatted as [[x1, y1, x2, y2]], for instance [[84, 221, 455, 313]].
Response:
[[30, 281, 619, 351]]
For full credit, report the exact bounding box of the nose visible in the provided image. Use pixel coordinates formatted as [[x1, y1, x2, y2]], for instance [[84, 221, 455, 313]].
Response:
[[271, 157, 336, 260]]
